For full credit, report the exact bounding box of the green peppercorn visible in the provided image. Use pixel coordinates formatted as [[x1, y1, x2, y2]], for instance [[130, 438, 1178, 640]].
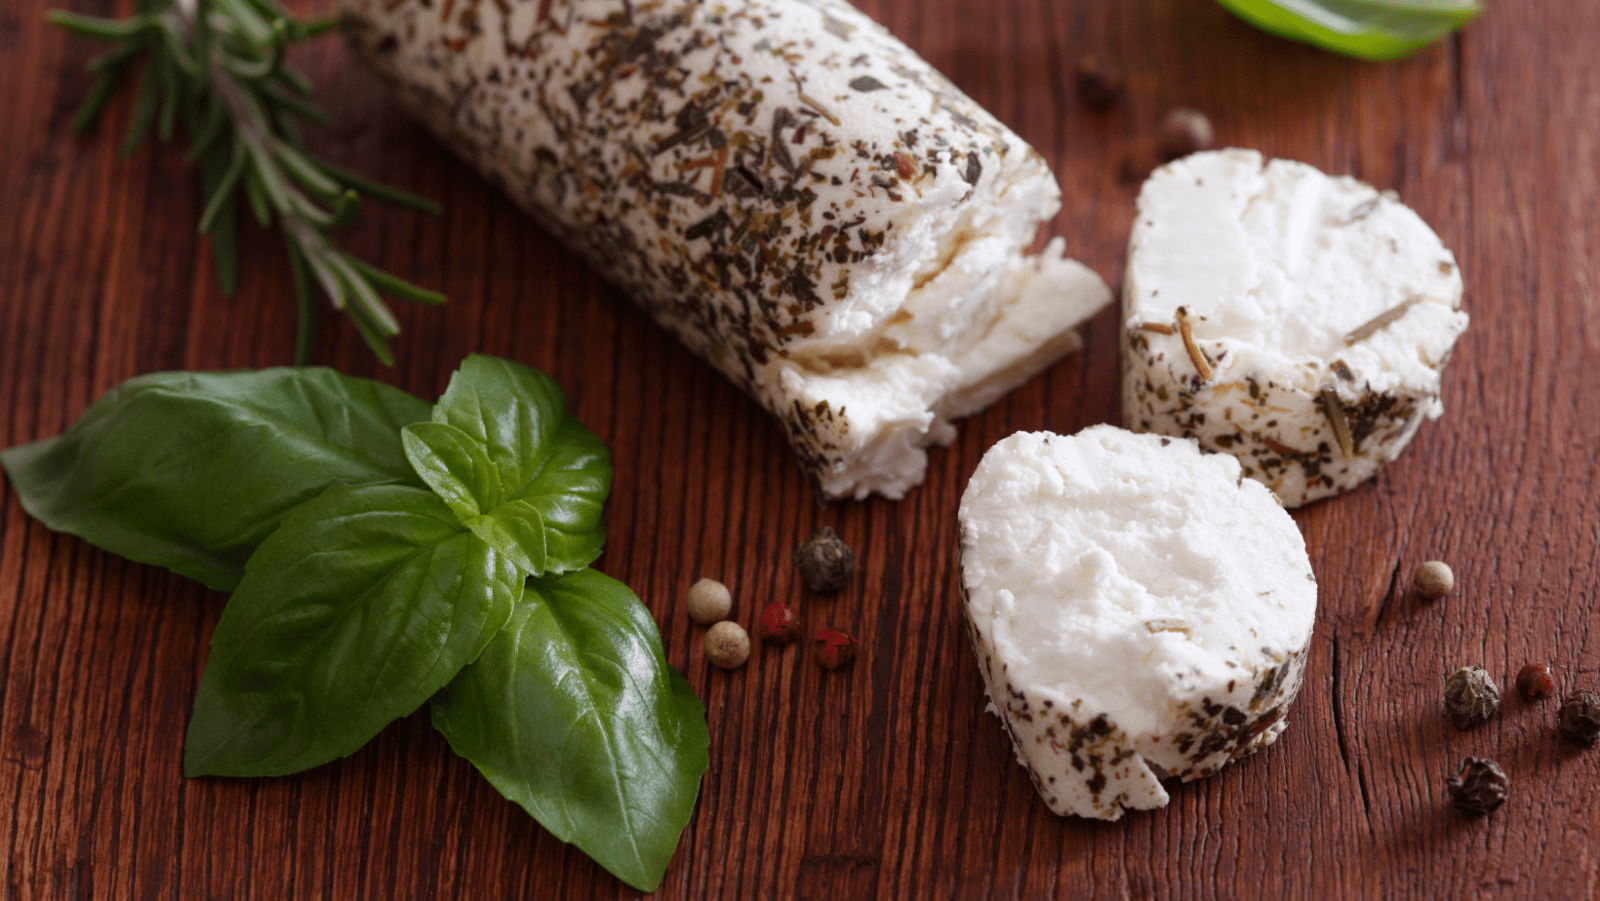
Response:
[[1443, 666, 1500, 729]]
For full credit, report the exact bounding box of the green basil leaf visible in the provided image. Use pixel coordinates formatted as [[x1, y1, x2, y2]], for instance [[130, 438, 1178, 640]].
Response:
[[403, 355, 609, 576], [430, 568, 709, 892], [184, 483, 521, 777], [1214, 0, 1481, 60], [0, 368, 430, 590]]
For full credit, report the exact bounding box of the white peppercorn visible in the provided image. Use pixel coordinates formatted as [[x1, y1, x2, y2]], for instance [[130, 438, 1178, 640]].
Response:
[[686, 578, 732, 625], [705, 621, 750, 670]]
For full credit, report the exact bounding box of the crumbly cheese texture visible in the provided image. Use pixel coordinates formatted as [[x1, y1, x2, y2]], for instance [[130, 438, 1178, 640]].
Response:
[[958, 427, 1316, 821], [342, 0, 1111, 500], [1122, 149, 1469, 507]]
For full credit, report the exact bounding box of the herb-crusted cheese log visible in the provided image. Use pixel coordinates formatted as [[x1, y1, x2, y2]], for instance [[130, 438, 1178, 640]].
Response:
[[1122, 149, 1468, 507], [958, 426, 1316, 821], [342, 0, 1111, 500]]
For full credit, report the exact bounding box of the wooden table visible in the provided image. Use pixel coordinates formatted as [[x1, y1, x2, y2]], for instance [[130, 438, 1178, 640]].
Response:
[[4, 1, 1598, 897]]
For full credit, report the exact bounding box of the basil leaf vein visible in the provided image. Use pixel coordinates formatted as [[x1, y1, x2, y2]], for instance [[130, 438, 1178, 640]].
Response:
[[403, 355, 609, 576], [0, 368, 430, 590], [430, 568, 708, 892], [184, 483, 521, 777]]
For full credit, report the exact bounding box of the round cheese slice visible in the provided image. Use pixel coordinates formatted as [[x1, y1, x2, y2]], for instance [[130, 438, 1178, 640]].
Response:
[[1122, 149, 1469, 507], [958, 426, 1316, 820]]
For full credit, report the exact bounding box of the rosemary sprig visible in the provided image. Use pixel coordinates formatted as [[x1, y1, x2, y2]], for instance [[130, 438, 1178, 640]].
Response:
[[49, 0, 444, 366]]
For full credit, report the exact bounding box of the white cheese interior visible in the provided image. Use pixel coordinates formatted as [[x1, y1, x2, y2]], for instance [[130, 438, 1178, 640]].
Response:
[[1125, 149, 1466, 403], [960, 426, 1316, 815], [779, 152, 1110, 499]]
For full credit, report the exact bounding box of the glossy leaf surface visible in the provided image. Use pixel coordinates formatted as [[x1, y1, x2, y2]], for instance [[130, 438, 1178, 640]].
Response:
[[184, 484, 521, 776], [1215, 0, 1481, 59], [1, 368, 429, 589], [431, 569, 708, 891], [403, 355, 609, 576]]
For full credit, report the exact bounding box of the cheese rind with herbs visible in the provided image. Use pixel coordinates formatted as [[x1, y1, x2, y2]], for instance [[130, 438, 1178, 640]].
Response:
[[341, 0, 1111, 500], [958, 426, 1316, 821], [1122, 149, 1468, 507]]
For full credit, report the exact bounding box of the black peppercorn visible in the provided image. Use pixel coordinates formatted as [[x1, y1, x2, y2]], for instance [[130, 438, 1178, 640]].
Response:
[[1443, 666, 1500, 729], [1557, 689, 1600, 746], [1445, 757, 1508, 815], [795, 527, 856, 593], [1074, 54, 1125, 110], [1157, 108, 1213, 161]]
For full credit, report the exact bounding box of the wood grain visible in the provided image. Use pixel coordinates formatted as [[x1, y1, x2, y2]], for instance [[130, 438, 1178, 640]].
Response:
[[4, 1, 1599, 898]]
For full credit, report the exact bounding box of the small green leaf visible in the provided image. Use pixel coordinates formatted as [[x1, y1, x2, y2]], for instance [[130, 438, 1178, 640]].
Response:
[[403, 356, 610, 576], [119, 60, 160, 156], [1214, 0, 1481, 60], [313, 158, 442, 215], [431, 569, 709, 892], [185, 484, 521, 777], [401, 422, 501, 520], [47, 9, 154, 41], [0, 368, 430, 590], [70, 72, 121, 135]]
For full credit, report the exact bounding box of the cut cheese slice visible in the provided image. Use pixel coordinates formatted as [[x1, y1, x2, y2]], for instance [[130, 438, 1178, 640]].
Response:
[[1122, 149, 1468, 506], [958, 426, 1316, 820]]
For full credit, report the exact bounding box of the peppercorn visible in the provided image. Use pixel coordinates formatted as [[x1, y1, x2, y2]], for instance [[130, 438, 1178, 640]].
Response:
[[1157, 108, 1213, 161], [1557, 689, 1600, 746], [685, 578, 733, 625], [755, 602, 802, 645], [1413, 560, 1454, 600], [1074, 54, 1125, 110], [1443, 666, 1500, 729], [795, 527, 856, 593], [813, 628, 858, 670], [1515, 663, 1554, 701], [1445, 757, 1508, 815], [704, 621, 750, 670]]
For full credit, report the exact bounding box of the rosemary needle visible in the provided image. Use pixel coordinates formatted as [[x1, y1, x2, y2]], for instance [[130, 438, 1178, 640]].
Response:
[[49, 0, 443, 366]]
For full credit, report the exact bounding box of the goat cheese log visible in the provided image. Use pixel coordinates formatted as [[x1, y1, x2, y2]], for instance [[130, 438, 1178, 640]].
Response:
[[342, 0, 1111, 500], [958, 426, 1316, 820], [1122, 149, 1469, 507]]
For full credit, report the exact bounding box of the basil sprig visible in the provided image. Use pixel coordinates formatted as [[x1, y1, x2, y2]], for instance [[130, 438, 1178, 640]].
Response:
[[1, 356, 707, 892], [1215, 0, 1481, 60]]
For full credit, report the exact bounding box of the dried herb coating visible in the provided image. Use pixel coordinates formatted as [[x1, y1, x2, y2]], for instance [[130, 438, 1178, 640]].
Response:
[[796, 526, 856, 592], [1557, 689, 1600, 746], [1445, 757, 1507, 815], [1443, 666, 1500, 729], [341, 0, 1111, 500]]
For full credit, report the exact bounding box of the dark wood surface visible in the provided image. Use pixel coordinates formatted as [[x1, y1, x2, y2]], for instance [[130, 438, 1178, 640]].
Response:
[[4, 0, 1599, 898]]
